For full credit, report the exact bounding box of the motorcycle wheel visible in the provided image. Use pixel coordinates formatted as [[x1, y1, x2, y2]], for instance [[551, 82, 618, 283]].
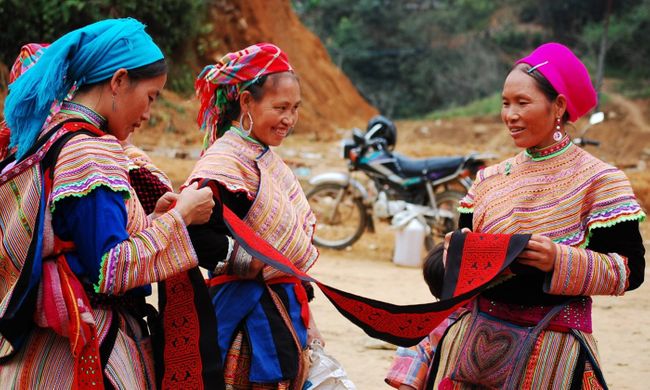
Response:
[[424, 190, 465, 251], [306, 183, 368, 249]]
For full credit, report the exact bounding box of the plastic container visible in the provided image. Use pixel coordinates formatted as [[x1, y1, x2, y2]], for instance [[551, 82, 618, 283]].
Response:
[[392, 217, 426, 267]]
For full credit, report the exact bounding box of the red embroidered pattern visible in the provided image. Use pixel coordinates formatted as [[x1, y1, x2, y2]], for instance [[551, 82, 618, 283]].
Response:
[[161, 272, 203, 389], [454, 234, 511, 296]]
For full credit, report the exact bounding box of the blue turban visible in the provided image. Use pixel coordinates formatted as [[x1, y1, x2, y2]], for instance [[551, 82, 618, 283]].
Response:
[[4, 18, 164, 159]]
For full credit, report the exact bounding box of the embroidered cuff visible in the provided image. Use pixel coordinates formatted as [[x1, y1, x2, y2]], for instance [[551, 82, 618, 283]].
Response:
[[545, 244, 628, 296]]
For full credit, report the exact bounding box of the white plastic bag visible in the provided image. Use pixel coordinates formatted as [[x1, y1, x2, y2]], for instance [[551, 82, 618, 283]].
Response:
[[303, 341, 357, 390]]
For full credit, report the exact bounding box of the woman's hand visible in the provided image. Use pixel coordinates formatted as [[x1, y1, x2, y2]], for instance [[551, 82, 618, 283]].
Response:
[[151, 191, 179, 219], [174, 182, 215, 225], [443, 228, 472, 267], [516, 234, 557, 272]]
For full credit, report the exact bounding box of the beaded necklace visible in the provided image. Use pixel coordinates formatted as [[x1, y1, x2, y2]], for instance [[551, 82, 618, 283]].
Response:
[[59, 101, 107, 130], [525, 135, 572, 161]]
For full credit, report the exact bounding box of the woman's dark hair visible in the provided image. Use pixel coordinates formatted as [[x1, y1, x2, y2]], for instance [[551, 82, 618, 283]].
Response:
[[127, 58, 168, 81], [517, 64, 570, 123], [76, 58, 168, 92], [423, 243, 445, 299], [217, 71, 299, 136]]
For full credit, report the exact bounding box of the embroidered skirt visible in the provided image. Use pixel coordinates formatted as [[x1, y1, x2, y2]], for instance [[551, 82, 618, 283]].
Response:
[[429, 309, 605, 389], [0, 307, 155, 389]]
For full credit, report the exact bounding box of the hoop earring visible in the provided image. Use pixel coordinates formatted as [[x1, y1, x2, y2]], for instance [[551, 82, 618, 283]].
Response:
[[553, 117, 563, 142], [239, 111, 254, 136]]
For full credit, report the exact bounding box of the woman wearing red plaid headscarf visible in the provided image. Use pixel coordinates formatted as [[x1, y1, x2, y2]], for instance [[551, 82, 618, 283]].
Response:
[[185, 43, 324, 389]]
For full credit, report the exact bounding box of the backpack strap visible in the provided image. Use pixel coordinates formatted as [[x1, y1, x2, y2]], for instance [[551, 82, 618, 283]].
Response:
[[0, 119, 104, 186]]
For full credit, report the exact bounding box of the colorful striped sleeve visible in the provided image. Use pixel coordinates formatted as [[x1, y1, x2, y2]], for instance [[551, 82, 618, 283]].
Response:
[[95, 208, 198, 295], [545, 245, 629, 296]]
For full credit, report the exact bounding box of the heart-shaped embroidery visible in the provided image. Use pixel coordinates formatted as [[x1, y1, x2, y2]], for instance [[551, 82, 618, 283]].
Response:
[[455, 319, 528, 386]]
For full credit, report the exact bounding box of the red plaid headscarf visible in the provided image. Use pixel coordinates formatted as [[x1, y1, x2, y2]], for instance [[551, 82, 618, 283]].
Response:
[[195, 43, 293, 149], [1, 43, 51, 159]]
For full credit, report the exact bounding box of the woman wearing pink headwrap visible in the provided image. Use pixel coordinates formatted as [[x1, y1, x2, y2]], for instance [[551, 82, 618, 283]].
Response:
[[184, 43, 324, 389], [388, 43, 645, 389]]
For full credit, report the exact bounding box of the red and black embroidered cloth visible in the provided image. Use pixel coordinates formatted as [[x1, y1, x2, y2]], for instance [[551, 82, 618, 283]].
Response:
[[215, 189, 531, 347]]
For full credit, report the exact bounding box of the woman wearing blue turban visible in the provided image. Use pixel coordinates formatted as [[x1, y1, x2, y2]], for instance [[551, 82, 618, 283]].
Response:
[[0, 18, 215, 389]]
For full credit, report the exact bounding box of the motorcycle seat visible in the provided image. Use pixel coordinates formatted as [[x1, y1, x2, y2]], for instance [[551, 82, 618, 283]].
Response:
[[394, 153, 465, 177]]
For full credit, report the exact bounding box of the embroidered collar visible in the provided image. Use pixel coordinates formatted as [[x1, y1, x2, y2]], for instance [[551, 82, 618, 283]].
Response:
[[59, 101, 107, 130], [525, 135, 572, 161], [230, 125, 267, 148]]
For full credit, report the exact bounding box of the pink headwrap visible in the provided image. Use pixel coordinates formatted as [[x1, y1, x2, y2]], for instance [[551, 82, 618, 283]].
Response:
[[516, 42, 597, 122], [195, 43, 293, 149]]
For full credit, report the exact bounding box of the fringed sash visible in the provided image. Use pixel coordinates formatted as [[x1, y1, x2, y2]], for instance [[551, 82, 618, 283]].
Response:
[[36, 255, 104, 389]]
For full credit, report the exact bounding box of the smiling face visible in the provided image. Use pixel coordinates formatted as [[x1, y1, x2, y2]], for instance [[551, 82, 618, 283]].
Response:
[[501, 66, 564, 149], [108, 72, 167, 141], [243, 72, 301, 147]]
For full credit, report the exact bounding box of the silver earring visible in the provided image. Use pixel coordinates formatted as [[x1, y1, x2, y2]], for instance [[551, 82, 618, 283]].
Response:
[[239, 111, 253, 136], [112, 93, 116, 112], [552, 117, 563, 142]]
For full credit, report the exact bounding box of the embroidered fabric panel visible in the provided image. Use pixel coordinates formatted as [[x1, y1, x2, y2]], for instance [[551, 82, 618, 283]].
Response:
[[463, 145, 644, 247], [159, 271, 204, 389], [50, 134, 131, 211], [188, 130, 318, 279], [0, 164, 41, 319], [185, 130, 263, 200], [95, 209, 198, 295], [546, 245, 628, 296], [249, 146, 318, 279], [453, 234, 510, 297]]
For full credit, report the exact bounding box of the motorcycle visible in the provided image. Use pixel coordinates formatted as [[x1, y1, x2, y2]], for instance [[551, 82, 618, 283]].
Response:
[[306, 116, 494, 250], [573, 111, 604, 148]]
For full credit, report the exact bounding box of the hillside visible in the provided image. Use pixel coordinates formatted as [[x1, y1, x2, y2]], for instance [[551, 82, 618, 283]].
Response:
[[0, 0, 377, 141], [188, 0, 377, 139]]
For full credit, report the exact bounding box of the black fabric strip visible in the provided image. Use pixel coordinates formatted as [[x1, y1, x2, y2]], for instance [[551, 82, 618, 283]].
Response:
[[570, 343, 587, 390], [100, 313, 119, 389], [441, 230, 467, 299], [260, 288, 299, 379], [153, 277, 167, 389], [187, 267, 223, 388]]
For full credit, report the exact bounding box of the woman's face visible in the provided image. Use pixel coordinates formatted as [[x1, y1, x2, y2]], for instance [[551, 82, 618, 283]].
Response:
[[108, 73, 167, 141], [247, 73, 301, 147], [501, 68, 559, 149]]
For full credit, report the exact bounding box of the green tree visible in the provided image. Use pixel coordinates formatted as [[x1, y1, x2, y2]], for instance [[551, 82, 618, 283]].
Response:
[[296, 0, 501, 117], [295, 0, 650, 116], [0, 0, 208, 92]]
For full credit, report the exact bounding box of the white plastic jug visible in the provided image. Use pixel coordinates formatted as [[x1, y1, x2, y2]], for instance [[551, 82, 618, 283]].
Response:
[[392, 217, 426, 267]]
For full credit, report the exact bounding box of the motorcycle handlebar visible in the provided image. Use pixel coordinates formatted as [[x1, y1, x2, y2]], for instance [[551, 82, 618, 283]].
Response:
[[573, 138, 601, 147]]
